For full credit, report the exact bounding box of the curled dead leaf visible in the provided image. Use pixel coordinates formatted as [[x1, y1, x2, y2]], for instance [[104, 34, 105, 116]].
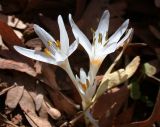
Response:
[[94, 56, 140, 100]]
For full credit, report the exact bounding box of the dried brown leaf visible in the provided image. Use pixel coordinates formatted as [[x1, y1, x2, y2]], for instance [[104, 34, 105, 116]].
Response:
[[0, 58, 37, 76], [44, 100, 61, 120], [19, 89, 35, 114], [47, 88, 78, 116], [25, 113, 52, 127], [41, 64, 59, 90], [5, 85, 24, 109], [0, 20, 23, 50], [35, 94, 44, 111], [0, 84, 16, 96], [92, 85, 129, 127], [118, 88, 160, 127], [19, 89, 52, 127]]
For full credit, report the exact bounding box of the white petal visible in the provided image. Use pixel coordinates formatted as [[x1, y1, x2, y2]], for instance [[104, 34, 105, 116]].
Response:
[[96, 42, 117, 59], [69, 14, 92, 57], [95, 10, 110, 37], [54, 51, 67, 62], [117, 28, 134, 47], [75, 75, 85, 95], [86, 82, 97, 101], [80, 68, 87, 83], [14, 46, 57, 65], [58, 15, 69, 53], [68, 39, 79, 56], [33, 24, 56, 47], [108, 19, 129, 45]]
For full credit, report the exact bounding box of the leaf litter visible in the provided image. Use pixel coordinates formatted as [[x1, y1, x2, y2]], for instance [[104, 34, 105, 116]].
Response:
[[0, 0, 160, 127]]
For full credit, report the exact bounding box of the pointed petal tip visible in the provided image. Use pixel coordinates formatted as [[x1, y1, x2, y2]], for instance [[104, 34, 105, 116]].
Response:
[[14, 45, 21, 52], [58, 15, 63, 22], [68, 14, 74, 26], [103, 10, 110, 15], [124, 19, 130, 25], [68, 13, 72, 19], [33, 24, 40, 30]]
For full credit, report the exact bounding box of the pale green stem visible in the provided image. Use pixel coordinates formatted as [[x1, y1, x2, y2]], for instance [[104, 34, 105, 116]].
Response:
[[61, 59, 99, 127], [60, 59, 82, 97], [85, 109, 99, 127]]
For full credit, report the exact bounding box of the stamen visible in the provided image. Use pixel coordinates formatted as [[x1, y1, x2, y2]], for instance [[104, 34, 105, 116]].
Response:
[[105, 33, 108, 41], [81, 83, 88, 91], [98, 33, 102, 43], [91, 28, 95, 34], [103, 33, 109, 46], [103, 40, 109, 47], [44, 48, 52, 56], [93, 37, 96, 44], [48, 41, 53, 46], [55, 40, 61, 49]]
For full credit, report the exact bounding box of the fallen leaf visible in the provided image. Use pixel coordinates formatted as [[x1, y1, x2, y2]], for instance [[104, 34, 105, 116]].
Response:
[[5, 85, 24, 109], [92, 85, 129, 127], [0, 20, 23, 51], [44, 100, 61, 120], [0, 83, 16, 96], [19, 89, 52, 127], [95, 56, 140, 100], [35, 94, 44, 111], [144, 62, 157, 76], [0, 58, 37, 76]]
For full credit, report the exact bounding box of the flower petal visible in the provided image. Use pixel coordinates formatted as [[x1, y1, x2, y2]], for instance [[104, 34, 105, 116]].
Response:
[[69, 14, 92, 57], [58, 15, 69, 53], [117, 28, 134, 47], [33, 24, 56, 47], [14, 46, 57, 65], [95, 10, 110, 37], [80, 68, 87, 83], [86, 82, 97, 101], [97, 42, 117, 59], [68, 39, 79, 57], [108, 19, 129, 44], [75, 75, 85, 95]]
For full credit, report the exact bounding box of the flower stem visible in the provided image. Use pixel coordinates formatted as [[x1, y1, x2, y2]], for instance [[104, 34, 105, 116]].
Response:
[[60, 59, 82, 98]]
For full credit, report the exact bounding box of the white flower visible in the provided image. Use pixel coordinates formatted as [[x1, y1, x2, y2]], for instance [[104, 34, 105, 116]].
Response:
[[14, 15, 78, 66], [69, 10, 134, 83], [76, 68, 97, 104]]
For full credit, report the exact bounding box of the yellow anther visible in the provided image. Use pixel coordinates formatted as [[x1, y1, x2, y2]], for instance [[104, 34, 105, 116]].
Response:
[[93, 37, 96, 44], [81, 83, 88, 91], [103, 33, 109, 46], [55, 40, 61, 49], [105, 33, 108, 41], [98, 33, 102, 43], [48, 41, 53, 46], [44, 48, 52, 56]]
